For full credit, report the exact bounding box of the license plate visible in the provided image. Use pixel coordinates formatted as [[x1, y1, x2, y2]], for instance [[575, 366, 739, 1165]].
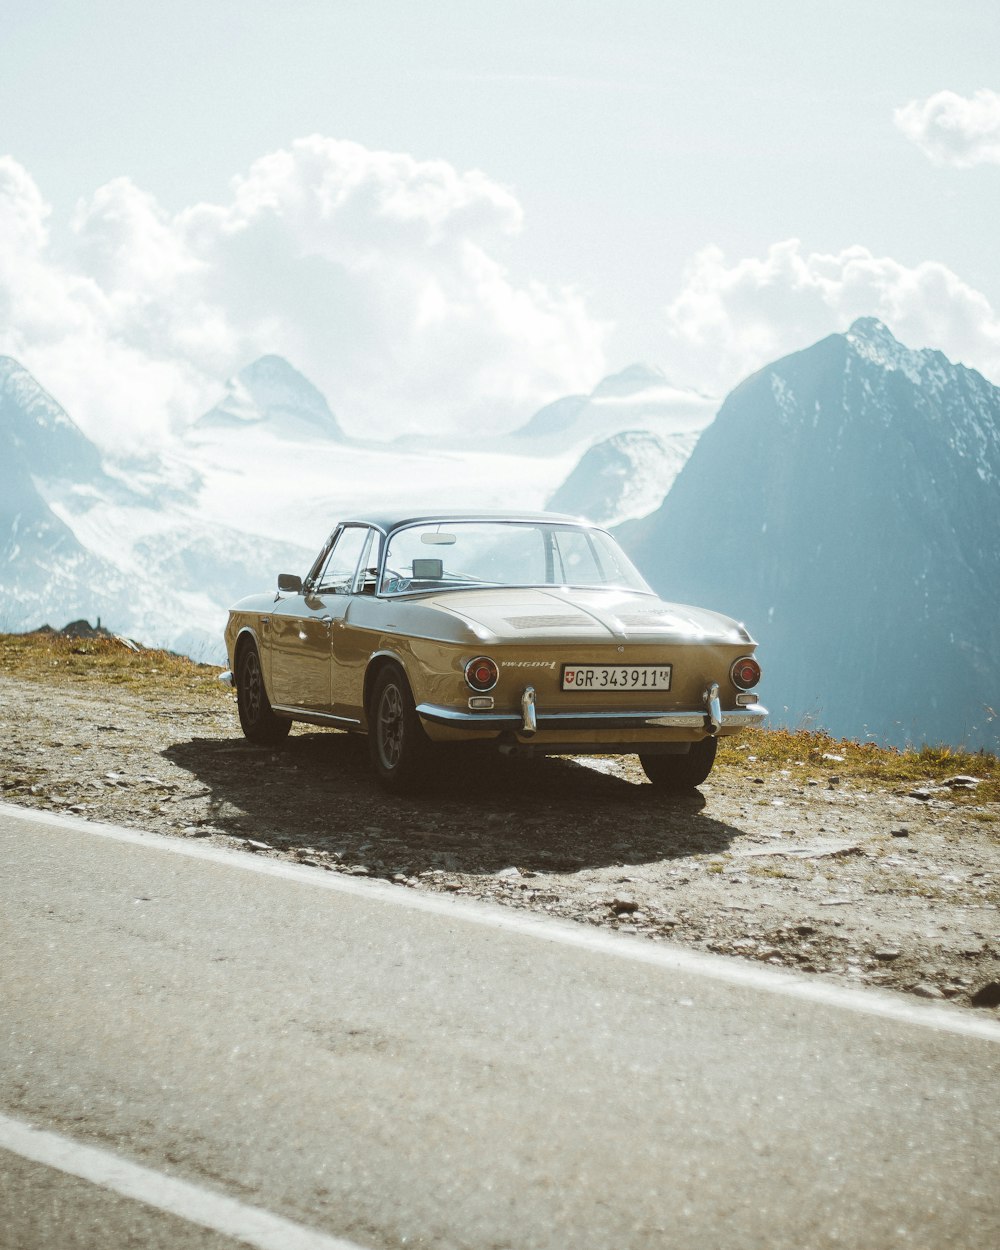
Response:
[[561, 664, 672, 691]]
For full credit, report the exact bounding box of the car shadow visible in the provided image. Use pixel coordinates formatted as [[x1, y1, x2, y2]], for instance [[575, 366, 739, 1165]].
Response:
[[161, 730, 743, 877]]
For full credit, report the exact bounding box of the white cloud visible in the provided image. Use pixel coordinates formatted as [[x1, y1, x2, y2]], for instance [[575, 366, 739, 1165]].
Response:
[[0, 156, 50, 254], [894, 89, 1000, 167], [0, 139, 608, 447], [662, 239, 1000, 393]]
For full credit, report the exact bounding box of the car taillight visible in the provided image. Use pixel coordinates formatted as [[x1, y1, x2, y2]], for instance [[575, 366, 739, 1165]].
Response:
[[730, 656, 761, 690], [465, 656, 499, 692]]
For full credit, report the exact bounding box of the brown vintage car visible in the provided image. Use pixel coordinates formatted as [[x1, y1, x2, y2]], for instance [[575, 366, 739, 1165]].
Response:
[[222, 511, 766, 791]]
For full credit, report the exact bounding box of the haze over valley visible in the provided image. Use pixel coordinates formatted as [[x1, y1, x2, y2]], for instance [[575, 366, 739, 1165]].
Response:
[[3, 316, 998, 753]]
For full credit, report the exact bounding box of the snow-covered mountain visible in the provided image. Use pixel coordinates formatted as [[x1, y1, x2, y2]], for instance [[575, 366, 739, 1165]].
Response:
[[0, 358, 314, 656], [1, 356, 106, 481], [0, 358, 128, 632], [180, 357, 583, 551], [546, 429, 700, 527], [619, 319, 1000, 752], [512, 363, 717, 450], [195, 355, 345, 441], [0, 356, 586, 657], [522, 363, 717, 526]]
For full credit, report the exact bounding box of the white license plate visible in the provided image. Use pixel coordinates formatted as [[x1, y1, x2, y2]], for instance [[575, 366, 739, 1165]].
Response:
[[561, 664, 672, 691]]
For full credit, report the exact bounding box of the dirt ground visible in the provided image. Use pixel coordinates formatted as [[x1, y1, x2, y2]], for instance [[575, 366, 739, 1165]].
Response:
[[2, 665, 998, 1013]]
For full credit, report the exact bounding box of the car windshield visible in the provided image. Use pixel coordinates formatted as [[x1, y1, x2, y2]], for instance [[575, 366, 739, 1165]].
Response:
[[379, 521, 652, 596]]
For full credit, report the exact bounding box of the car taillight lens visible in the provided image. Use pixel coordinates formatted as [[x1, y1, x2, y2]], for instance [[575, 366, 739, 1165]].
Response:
[[465, 656, 499, 692], [730, 656, 761, 690]]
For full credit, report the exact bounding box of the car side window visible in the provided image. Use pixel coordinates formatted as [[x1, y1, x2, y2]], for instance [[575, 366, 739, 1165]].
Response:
[[552, 527, 603, 584], [314, 527, 370, 594]]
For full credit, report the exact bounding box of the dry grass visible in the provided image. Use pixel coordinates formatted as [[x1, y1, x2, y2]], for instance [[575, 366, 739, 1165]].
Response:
[[0, 633, 225, 705], [715, 725, 998, 802], [2, 632, 997, 800]]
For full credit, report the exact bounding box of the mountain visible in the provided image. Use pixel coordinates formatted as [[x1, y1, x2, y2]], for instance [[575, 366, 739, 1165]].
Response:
[[0, 359, 133, 632], [512, 362, 716, 450], [0, 356, 581, 658], [546, 429, 700, 527], [0, 356, 106, 483], [195, 355, 345, 440], [620, 318, 1000, 751], [518, 363, 717, 525], [0, 357, 313, 656]]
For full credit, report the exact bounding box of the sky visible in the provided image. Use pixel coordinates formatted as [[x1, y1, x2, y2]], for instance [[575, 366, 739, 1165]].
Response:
[[1, 0, 999, 446]]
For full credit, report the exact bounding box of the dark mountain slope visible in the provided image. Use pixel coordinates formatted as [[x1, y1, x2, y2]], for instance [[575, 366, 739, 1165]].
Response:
[[622, 320, 1000, 750]]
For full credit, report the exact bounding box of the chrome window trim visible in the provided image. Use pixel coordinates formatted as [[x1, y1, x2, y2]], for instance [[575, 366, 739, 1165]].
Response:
[[308, 524, 374, 597]]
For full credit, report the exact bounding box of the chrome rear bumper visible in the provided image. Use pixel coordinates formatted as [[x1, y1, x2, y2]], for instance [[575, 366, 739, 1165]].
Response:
[[416, 701, 767, 734]]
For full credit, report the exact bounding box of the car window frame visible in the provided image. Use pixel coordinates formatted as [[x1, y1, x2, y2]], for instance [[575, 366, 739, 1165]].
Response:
[[309, 524, 375, 596], [375, 519, 653, 598]]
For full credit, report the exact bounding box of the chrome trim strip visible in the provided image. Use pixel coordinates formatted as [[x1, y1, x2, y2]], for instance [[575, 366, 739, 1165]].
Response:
[[416, 703, 768, 732], [271, 705, 363, 729]]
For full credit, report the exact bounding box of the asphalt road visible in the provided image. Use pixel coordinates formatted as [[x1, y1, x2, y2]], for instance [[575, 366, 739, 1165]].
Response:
[[2, 803, 998, 1250]]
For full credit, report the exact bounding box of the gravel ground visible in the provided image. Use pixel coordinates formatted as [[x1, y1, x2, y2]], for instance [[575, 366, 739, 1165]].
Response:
[[2, 672, 998, 1012]]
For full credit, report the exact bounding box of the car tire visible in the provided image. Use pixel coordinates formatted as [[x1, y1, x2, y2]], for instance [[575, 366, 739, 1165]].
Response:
[[236, 643, 291, 745], [639, 736, 717, 789], [368, 664, 433, 792]]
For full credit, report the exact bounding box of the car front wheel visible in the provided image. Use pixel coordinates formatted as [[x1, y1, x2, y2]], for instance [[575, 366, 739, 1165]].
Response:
[[368, 664, 433, 792], [639, 737, 717, 790], [236, 644, 291, 745]]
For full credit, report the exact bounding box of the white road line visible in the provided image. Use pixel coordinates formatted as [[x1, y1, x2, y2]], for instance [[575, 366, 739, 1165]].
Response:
[[0, 1112, 366, 1250], [4, 801, 1000, 1043]]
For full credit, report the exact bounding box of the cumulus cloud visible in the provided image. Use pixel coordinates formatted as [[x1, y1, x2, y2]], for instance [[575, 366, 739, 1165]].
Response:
[[662, 239, 1000, 393], [0, 139, 607, 447], [894, 89, 1000, 167]]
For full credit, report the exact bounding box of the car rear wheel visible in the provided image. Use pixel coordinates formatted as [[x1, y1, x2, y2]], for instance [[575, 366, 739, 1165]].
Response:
[[639, 737, 717, 790], [368, 664, 433, 792], [236, 644, 291, 745]]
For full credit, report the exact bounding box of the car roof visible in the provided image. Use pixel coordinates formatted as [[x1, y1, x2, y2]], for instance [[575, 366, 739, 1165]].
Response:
[[341, 510, 597, 535]]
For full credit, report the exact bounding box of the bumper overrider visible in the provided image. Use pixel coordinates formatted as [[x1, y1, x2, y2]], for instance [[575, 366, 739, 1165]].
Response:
[[416, 682, 768, 738]]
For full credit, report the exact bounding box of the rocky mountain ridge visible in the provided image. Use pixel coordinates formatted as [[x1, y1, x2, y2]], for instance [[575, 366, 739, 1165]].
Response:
[[623, 318, 1000, 751]]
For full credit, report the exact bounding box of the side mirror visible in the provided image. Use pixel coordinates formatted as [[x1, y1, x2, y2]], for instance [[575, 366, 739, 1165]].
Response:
[[277, 573, 303, 593]]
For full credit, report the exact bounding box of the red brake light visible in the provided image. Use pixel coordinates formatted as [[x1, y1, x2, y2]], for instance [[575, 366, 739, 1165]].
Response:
[[731, 656, 761, 690], [465, 656, 499, 692]]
